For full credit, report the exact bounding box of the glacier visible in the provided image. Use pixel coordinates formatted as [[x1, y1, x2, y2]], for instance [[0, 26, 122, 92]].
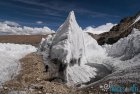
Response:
[[39, 11, 140, 86], [104, 28, 140, 70], [105, 28, 140, 61], [81, 29, 140, 87], [0, 43, 36, 86], [39, 11, 112, 85]]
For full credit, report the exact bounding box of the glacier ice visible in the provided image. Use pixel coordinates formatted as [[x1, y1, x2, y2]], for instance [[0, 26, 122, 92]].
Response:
[[105, 28, 140, 61], [0, 43, 36, 85], [50, 11, 107, 65], [39, 11, 140, 86], [39, 11, 111, 85], [102, 28, 140, 83]]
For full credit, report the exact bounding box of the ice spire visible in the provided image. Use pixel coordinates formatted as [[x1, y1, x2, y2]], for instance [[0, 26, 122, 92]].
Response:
[[41, 11, 107, 85], [65, 11, 77, 26], [50, 11, 84, 65]]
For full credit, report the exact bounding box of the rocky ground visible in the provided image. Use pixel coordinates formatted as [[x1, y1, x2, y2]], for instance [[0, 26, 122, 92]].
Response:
[[0, 35, 48, 46], [0, 52, 115, 94], [0, 53, 78, 94], [0, 52, 139, 94]]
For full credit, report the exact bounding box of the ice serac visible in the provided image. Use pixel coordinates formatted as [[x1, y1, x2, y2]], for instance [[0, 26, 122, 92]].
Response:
[[49, 11, 107, 85], [102, 29, 140, 83], [39, 11, 140, 86], [50, 11, 85, 64], [105, 28, 140, 61]]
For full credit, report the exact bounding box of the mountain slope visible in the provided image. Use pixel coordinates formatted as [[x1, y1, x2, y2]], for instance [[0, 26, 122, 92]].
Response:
[[89, 11, 140, 45]]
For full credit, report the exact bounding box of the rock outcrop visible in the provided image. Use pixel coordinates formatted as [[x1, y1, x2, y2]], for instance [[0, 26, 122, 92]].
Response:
[[89, 11, 140, 45]]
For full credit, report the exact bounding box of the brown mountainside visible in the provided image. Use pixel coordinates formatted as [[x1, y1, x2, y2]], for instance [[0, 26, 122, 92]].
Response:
[[88, 11, 140, 45]]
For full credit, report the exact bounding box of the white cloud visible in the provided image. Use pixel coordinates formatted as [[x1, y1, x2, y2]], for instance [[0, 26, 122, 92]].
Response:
[[36, 21, 43, 24], [3, 21, 20, 27], [0, 21, 55, 35], [84, 23, 116, 34]]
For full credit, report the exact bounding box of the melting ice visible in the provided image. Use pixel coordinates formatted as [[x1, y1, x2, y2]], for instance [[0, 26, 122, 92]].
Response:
[[39, 11, 111, 85]]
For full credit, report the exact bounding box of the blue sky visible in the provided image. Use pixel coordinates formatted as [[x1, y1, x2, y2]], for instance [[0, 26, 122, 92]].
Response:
[[0, 0, 140, 30]]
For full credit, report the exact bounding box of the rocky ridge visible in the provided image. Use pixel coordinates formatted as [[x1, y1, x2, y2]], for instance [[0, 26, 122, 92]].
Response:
[[88, 11, 140, 45]]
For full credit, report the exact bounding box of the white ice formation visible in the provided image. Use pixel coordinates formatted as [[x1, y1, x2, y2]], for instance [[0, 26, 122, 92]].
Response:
[[39, 11, 110, 85], [0, 43, 36, 85]]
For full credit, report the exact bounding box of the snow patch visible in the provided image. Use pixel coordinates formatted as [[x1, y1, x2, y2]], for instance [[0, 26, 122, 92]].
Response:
[[84, 23, 116, 34], [133, 16, 140, 24], [0, 43, 36, 85]]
